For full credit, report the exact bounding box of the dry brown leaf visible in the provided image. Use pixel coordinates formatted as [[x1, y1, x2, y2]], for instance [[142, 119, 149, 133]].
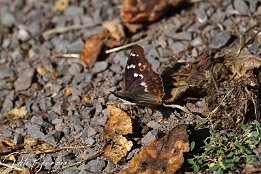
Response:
[[121, 0, 183, 23], [121, 124, 189, 174], [244, 164, 261, 174], [226, 55, 261, 79], [8, 107, 28, 121], [102, 20, 125, 42], [80, 32, 109, 68], [65, 87, 72, 96], [103, 104, 133, 164], [0, 138, 13, 154], [52, 0, 69, 12]]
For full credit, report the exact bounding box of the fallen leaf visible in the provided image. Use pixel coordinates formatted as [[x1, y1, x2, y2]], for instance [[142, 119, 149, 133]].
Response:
[[121, 124, 189, 174], [121, 0, 183, 23], [102, 20, 125, 42], [103, 104, 133, 164], [65, 87, 71, 96], [123, 23, 143, 33], [244, 164, 261, 174], [0, 138, 13, 154], [8, 107, 28, 121], [226, 55, 261, 79], [52, 0, 69, 12], [36, 66, 46, 76], [80, 32, 109, 68]]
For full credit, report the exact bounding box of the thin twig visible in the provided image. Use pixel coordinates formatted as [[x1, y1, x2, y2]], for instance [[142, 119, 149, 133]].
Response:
[[50, 151, 103, 173], [163, 103, 193, 115], [105, 37, 150, 54], [20, 145, 91, 154], [208, 88, 234, 117], [52, 53, 80, 59], [42, 23, 99, 39], [0, 162, 24, 171]]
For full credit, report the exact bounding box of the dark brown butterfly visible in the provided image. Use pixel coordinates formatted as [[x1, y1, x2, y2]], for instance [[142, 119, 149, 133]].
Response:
[[112, 44, 165, 105]]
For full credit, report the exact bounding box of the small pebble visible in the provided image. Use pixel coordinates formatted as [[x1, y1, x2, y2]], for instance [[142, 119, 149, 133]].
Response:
[[14, 68, 35, 91], [209, 31, 232, 49], [1, 11, 16, 27], [92, 61, 108, 74], [173, 31, 192, 41], [234, 0, 249, 14]]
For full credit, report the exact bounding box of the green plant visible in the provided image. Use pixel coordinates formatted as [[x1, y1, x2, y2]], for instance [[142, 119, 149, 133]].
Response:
[[188, 121, 260, 173]]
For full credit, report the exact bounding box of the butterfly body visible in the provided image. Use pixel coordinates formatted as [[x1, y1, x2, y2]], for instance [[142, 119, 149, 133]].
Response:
[[113, 45, 165, 105]]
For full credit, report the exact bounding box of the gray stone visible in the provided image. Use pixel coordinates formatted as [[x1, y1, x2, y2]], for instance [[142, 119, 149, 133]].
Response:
[[234, 0, 249, 14], [2, 38, 11, 48], [147, 121, 161, 129], [109, 64, 122, 74], [0, 68, 14, 79], [52, 102, 63, 115], [52, 118, 63, 125], [141, 131, 157, 146], [13, 134, 24, 146], [91, 115, 107, 127], [1, 11, 16, 27], [26, 124, 45, 139], [209, 31, 232, 49], [64, 6, 83, 17], [92, 61, 108, 74], [85, 159, 106, 173], [67, 39, 84, 52], [23, 10, 42, 22], [84, 73, 93, 83], [2, 92, 14, 112], [71, 87, 82, 101], [51, 37, 68, 52], [95, 103, 103, 115], [112, 51, 127, 67], [17, 26, 31, 41], [42, 155, 54, 170], [2, 127, 13, 138], [14, 68, 35, 91], [195, 4, 208, 23], [63, 127, 71, 136], [85, 137, 95, 145], [61, 167, 78, 174], [168, 39, 188, 53], [247, 0, 258, 12], [173, 32, 192, 41], [69, 63, 83, 75], [39, 98, 53, 112]]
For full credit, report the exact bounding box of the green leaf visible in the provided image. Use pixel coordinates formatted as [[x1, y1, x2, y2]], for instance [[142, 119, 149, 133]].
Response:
[[188, 159, 196, 165], [199, 118, 208, 125], [210, 165, 220, 171], [190, 141, 196, 151]]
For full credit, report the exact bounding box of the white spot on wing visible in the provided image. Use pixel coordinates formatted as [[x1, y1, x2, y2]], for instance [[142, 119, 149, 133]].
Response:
[[134, 73, 138, 77], [138, 63, 142, 66], [128, 64, 136, 69], [140, 82, 148, 92], [139, 74, 143, 79], [130, 53, 137, 57]]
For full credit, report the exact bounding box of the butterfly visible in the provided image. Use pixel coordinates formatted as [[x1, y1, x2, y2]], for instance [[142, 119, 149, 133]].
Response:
[[112, 44, 165, 105]]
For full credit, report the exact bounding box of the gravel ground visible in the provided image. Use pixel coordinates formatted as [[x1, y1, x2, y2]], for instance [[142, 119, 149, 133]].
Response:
[[0, 0, 261, 173]]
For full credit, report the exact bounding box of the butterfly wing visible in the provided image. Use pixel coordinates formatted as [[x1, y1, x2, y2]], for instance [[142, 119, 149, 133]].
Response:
[[122, 45, 164, 104]]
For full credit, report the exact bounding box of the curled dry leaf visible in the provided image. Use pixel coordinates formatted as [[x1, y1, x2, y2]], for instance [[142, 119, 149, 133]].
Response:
[[121, 124, 189, 174], [103, 104, 133, 164], [8, 107, 28, 121], [225, 55, 261, 79], [121, 0, 183, 23], [80, 32, 109, 68], [52, 0, 69, 12], [102, 20, 125, 42]]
